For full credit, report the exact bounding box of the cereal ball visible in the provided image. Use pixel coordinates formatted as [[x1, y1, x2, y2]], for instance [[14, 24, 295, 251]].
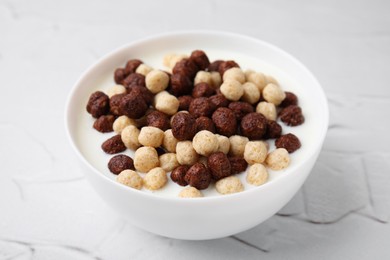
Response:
[[114, 68, 126, 84], [215, 176, 244, 195], [184, 163, 212, 190], [245, 70, 266, 91], [279, 105, 305, 126], [229, 135, 249, 157], [108, 154, 135, 174], [218, 60, 240, 76], [265, 148, 290, 170], [209, 94, 230, 109], [240, 112, 268, 140], [170, 165, 189, 186], [247, 163, 268, 186], [198, 156, 208, 166], [228, 102, 254, 121], [121, 125, 141, 150], [192, 130, 219, 156], [178, 187, 203, 198], [220, 79, 244, 101], [124, 59, 143, 75], [178, 95, 193, 111], [275, 133, 301, 153], [143, 167, 167, 190], [176, 141, 199, 165], [195, 116, 216, 133], [244, 141, 268, 165], [159, 153, 179, 172], [113, 115, 137, 134], [241, 82, 260, 104], [173, 58, 199, 79], [102, 135, 126, 154], [189, 97, 215, 118], [170, 73, 193, 96], [138, 126, 164, 147], [223, 67, 246, 84], [116, 170, 143, 190], [145, 70, 169, 94], [280, 91, 298, 107], [154, 91, 180, 115], [162, 129, 179, 153], [146, 110, 170, 131], [86, 91, 110, 118], [120, 93, 148, 119], [134, 146, 160, 173], [171, 112, 197, 141], [190, 50, 210, 70], [266, 74, 279, 85], [93, 115, 115, 133], [122, 73, 146, 89], [163, 53, 188, 69], [228, 156, 248, 174], [256, 101, 277, 120], [109, 93, 126, 116], [208, 60, 223, 72], [262, 83, 286, 106], [194, 71, 212, 86], [107, 84, 126, 98], [212, 107, 237, 137], [215, 134, 230, 154], [135, 64, 153, 76], [264, 120, 282, 139], [210, 71, 222, 88], [129, 85, 154, 106], [207, 152, 232, 180], [192, 82, 215, 98]]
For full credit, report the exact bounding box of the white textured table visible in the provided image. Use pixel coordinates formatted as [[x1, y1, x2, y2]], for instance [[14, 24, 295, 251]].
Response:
[[1, 0, 389, 259]]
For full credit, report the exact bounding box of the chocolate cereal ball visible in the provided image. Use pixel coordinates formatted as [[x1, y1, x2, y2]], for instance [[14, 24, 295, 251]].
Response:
[[264, 120, 282, 139], [134, 146, 160, 173], [218, 60, 239, 77], [128, 85, 154, 105], [122, 73, 145, 89], [170, 73, 193, 96], [86, 91, 110, 118], [207, 60, 223, 72], [280, 91, 298, 107], [109, 93, 126, 116], [114, 68, 126, 84], [190, 50, 210, 70], [207, 152, 232, 180], [101, 135, 126, 154], [279, 105, 305, 126], [108, 154, 135, 175], [184, 163, 212, 190], [240, 112, 267, 140], [146, 110, 170, 131], [209, 94, 229, 109], [212, 107, 237, 137], [178, 95, 193, 111], [195, 116, 216, 133], [173, 58, 199, 79], [120, 93, 148, 119], [228, 156, 248, 175], [170, 165, 189, 186], [228, 102, 254, 121], [171, 112, 197, 141], [192, 82, 215, 98], [93, 115, 115, 133], [275, 133, 301, 153], [124, 59, 143, 75], [189, 97, 215, 118]]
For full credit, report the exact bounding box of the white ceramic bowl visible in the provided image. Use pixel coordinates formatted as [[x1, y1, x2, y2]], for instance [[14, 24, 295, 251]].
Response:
[[65, 31, 328, 240]]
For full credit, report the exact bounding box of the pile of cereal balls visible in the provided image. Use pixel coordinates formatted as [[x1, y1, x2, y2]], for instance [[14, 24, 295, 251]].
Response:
[[86, 50, 304, 198]]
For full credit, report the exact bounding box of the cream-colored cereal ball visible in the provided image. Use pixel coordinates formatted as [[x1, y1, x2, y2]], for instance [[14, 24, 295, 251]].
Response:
[[134, 146, 160, 173], [107, 84, 126, 98], [113, 115, 137, 134], [220, 79, 244, 101], [266, 74, 279, 85], [143, 167, 167, 190], [229, 135, 249, 157], [215, 176, 244, 195], [192, 130, 219, 156], [262, 83, 286, 106], [154, 91, 180, 115], [266, 148, 290, 170], [162, 129, 178, 153], [159, 153, 179, 172], [241, 82, 260, 104], [176, 141, 199, 165], [163, 54, 188, 69], [223, 67, 246, 84], [145, 70, 169, 94], [178, 187, 203, 198], [215, 134, 230, 154], [138, 126, 164, 148], [116, 170, 143, 190], [244, 141, 268, 164], [194, 71, 212, 86], [246, 163, 268, 186], [210, 71, 222, 89], [135, 63, 153, 76], [121, 125, 141, 150], [246, 70, 267, 91], [256, 101, 277, 120]]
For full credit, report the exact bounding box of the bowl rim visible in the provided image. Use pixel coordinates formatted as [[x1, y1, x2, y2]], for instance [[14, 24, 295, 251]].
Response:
[[65, 30, 329, 203]]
